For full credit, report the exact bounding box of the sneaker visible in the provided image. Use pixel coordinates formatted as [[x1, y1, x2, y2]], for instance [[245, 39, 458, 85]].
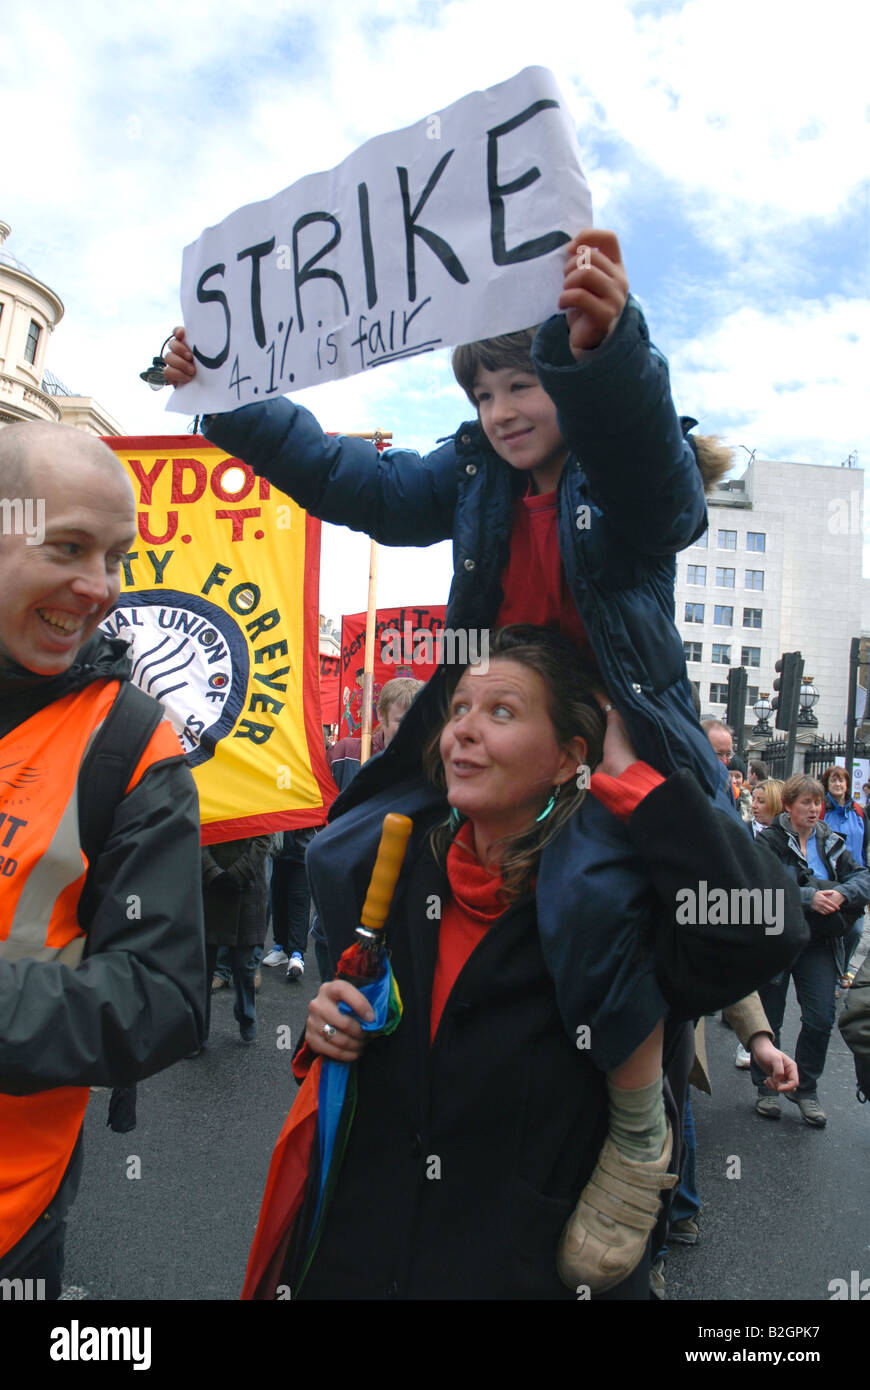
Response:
[[262, 947, 289, 967], [556, 1124, 678, 1293], [734, 1044, 752, 1069], [211, 974, 229, 991], [669, 1217, 700, 1246], [286, 952, 305, 981], [755, 1088, 781, 1119], [785, 1092, 827, 1127]]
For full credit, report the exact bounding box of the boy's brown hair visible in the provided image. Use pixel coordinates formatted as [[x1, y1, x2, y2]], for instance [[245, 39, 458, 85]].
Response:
[[377, 676, 424, 723], [451, 328, 539, 406]]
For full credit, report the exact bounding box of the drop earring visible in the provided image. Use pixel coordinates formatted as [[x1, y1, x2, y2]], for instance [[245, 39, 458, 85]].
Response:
[[448, 807, 462, 832], [536, 788, 559, 823]]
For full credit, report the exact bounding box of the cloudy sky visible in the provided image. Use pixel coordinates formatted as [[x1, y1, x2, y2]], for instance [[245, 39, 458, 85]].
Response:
[[4, 0, 868, 619]]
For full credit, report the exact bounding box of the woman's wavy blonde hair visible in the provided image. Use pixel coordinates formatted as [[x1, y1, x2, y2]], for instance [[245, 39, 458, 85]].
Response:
[[753, 777, 784, 821], [423, 626, 607, 903]]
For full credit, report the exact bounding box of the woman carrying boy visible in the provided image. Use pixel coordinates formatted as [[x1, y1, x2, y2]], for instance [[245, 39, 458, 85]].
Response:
[[165, 228, 783, 1290]]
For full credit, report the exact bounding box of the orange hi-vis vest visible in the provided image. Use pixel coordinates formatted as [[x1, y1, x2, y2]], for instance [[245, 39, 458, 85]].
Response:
[[0, 678, 182, 1260]]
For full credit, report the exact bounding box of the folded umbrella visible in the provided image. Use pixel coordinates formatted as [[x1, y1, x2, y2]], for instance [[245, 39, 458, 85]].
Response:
[[241, 813, 412, 1299]]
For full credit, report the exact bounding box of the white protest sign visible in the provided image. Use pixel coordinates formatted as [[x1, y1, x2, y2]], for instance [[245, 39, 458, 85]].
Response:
[[168, 66, 592, 416]]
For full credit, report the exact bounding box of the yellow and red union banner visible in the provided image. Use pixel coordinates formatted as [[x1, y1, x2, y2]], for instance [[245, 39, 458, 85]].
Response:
[[104, 436, 336, 843], [337, 605, 446, 738]]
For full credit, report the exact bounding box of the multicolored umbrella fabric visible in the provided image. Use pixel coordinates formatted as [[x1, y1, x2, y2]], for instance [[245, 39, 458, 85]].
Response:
[[241, 949, 402, 1299]]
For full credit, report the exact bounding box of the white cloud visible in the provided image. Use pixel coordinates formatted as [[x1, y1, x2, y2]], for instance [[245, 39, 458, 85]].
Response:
[[668, 297, 869, 467], [3, 0, 867, 612]]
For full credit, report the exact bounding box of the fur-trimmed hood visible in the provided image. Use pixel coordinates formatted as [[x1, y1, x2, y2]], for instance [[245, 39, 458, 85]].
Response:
[[680, 416, 736, 494]]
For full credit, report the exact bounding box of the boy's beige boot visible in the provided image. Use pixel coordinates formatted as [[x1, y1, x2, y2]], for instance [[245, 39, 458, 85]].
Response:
[[557, 1123, 678, 1293]]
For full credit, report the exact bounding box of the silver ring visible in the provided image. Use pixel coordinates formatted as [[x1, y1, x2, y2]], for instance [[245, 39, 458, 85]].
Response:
[[321, 1023, 337, 1039]]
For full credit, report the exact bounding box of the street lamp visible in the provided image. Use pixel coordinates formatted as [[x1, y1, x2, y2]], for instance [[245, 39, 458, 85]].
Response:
[[797, 676, 820, 727], [753, 691, 772, 734], [139, 336, 173, 391]]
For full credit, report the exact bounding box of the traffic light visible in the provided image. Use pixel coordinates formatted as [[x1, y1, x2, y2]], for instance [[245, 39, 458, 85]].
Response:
[[772, 651, 803, 730], [726, 665, 748, 731]]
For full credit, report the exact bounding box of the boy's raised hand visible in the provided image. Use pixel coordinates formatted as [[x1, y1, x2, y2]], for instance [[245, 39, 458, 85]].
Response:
[[559, 229, 629, 358], [162, 325, 196, 387]]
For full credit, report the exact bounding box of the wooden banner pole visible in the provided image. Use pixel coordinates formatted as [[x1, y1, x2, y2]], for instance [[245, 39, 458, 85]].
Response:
[[358, 428, 387, 766], [360, 538, 379, 765]]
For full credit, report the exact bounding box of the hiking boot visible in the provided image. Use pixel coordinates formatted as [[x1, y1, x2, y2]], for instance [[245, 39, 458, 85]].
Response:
[[755, 1089, 781, 1119], [649, 1256, 665, 1299], [669, 1217, 700, 1246], [785, 1092, 827, 1127]]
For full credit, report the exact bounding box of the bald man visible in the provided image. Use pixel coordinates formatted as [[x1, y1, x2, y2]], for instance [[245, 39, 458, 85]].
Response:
[[0, 423, 205, 1297]]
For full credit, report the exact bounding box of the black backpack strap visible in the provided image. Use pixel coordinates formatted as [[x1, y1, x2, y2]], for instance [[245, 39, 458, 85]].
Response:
[[78, 681, 166, 865]]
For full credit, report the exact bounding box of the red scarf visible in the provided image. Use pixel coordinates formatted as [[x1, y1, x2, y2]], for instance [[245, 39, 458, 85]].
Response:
[[428, 764, 663, 1041], [430, 822, 507, 1041]]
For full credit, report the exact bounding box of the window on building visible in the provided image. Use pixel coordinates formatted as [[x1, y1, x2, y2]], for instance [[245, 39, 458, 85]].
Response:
[[745, 570, 764, 590], [687, 564, 706, 585], [741, 646, 761, 667], [743, 607, 762, 628], [746, 532, 766, 552], [693, 531, 708, 548], [718, 529, 737, 549], [685, 603, 704, 624], [683, 641, 702, 663], [747, 686, 759, 705], [716, 567, 735, 588], [23, 319, 41, 365], [713, 605, 733, 625], [710, 683, 729, 704], [712, 643, 731, 665]]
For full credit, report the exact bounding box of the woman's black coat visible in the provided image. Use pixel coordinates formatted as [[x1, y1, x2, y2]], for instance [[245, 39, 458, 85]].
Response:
[[296, 773, 806, 1300]]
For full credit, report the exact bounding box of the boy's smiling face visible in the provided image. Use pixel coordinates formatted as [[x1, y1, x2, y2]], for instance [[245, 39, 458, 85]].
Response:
[[472, 366, 567, 495]]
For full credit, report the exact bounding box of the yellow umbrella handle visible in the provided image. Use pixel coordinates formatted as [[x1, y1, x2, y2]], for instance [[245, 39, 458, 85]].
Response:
[[359, 814, 413, 930]]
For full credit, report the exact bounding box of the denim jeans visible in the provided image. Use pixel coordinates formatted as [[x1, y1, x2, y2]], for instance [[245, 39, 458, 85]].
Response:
[[670, 1089, 700, 1224], [270, 829, 316, 958], [750, 939, 839, 1096], [205, 943, 258, 1038], [837, 917, 864, 977]]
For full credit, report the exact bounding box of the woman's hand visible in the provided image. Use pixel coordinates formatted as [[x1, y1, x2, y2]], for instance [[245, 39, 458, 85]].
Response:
[[304, 979, 375, 1061], [749, 1035, 799, 1092], [811, 889, 845, 914], [559, 229, 629, 359], [594, 698, 639, 778], [162, 325, 196, 387]]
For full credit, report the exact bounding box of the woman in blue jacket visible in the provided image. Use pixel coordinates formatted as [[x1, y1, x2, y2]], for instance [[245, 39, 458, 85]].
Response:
[[821, 764, 868, 984]]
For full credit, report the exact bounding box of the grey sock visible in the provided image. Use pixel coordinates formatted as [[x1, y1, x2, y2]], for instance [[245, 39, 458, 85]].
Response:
[[606, 1076, 667, 1162]]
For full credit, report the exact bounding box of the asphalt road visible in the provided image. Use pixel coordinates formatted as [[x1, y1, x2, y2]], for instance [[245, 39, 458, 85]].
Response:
[[61, 940, 869, 1303]]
